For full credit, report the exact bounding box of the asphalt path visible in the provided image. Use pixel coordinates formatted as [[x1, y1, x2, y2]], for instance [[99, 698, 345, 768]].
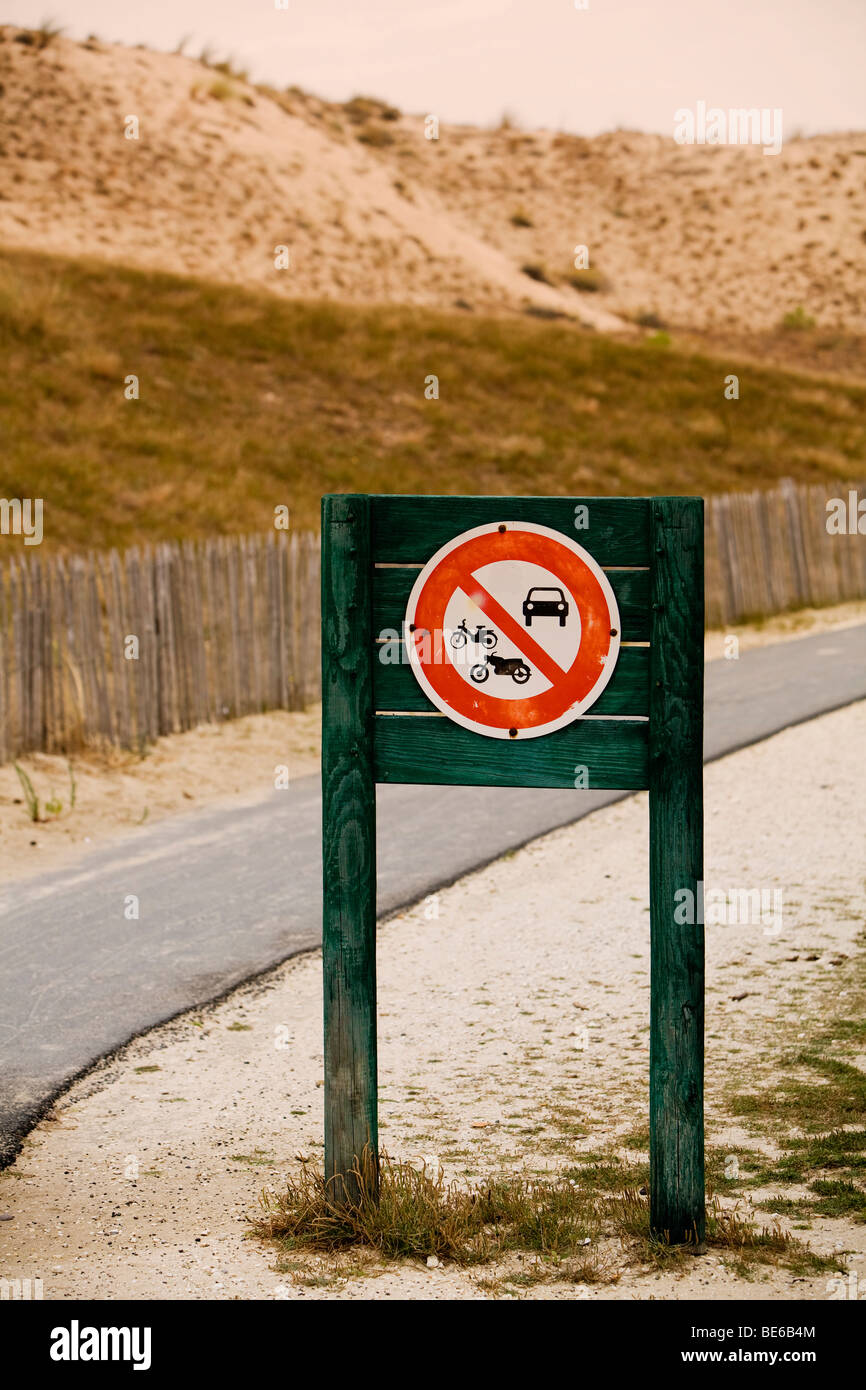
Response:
[[0, 624, 863, 1163]]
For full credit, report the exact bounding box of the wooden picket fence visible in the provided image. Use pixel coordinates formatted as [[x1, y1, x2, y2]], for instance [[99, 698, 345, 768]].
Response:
[[704, 480, 866, 628], [0, 531, 320, 763], [0, 480, 863, 762]]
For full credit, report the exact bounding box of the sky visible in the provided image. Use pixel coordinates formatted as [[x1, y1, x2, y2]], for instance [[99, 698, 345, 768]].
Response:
[[5, 0, 865, 136]]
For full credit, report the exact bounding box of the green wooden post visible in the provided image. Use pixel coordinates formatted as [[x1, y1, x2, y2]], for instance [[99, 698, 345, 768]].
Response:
[[648, 496, 705, 1243], [321, 494, 379, 1204]]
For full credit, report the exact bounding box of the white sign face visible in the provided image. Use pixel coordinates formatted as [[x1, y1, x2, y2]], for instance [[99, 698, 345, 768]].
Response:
[[403, 521, 621, 740]]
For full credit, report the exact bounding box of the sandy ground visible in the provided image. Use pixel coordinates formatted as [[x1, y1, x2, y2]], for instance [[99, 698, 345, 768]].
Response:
[[0, 698, 863, 1300], [1, 27, 863, 335], [0, 708, 320, 883], [2, 603, 863, 885]]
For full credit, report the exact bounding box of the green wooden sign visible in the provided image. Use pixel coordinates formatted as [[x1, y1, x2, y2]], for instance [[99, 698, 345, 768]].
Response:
[[321, 493, 705, 1243]]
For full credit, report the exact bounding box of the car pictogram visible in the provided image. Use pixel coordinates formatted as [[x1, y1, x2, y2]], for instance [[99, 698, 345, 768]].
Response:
[[522, 586, 569, 627]]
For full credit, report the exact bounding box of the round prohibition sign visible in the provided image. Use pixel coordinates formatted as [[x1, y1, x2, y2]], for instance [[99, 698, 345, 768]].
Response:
[[404, 521, 621, 739]]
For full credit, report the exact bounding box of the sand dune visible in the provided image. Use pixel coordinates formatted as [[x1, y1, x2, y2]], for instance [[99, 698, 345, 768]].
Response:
[[0, 26, 863, 334]]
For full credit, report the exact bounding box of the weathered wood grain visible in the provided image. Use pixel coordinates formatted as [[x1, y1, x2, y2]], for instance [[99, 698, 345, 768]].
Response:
[[321, 494, 379, 1202], [373, 643, 650, 717], [374, 714, 649, 789], [648, 496, 705, 1243], [371, 495, 651, 565]]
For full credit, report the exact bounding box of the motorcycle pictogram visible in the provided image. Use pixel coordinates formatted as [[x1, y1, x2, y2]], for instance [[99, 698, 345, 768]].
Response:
[[449, 618, 498, 651], [469, 652, 531, 685]]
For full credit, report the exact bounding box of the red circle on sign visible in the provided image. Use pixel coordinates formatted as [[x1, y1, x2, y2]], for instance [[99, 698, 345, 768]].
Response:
[[405, 522, 621, 739]]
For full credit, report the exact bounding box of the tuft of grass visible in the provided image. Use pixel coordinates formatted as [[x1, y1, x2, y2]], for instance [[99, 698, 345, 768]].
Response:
[[807, 1179, 866, 1219], [747, 1130, 866, 1192], [760, 1180, 866, 1223], [257, 1152, 608, 1269], [521, 263, 553, 285], [255, 1152, 833, 1282], [344, 96, 399, 125], [610, 1188, 835, 1275], [14, 764, 40, 821], [11, 762, 76, 821], [564, 1157, 646, 1190], [208, 78, 235, 102], [356, 127, 395, 148], [781, 306, 816, 331], [635, 310, 667, 330], [35, 17, 64, 48], [731, 1053, 866, 1132], [213, 56, 249, 82], [568, 268, 611, 294]]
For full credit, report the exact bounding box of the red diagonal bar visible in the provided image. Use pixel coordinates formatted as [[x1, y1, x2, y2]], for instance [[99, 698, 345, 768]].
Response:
[[460, 577, 566, 685]]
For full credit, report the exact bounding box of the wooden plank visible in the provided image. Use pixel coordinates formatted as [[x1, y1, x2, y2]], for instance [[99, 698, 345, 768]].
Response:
[[374, 714, 648, 789], [225, 538, 242, 720], [244, 534, 260, 714], [815, 482, 842, 606], [59, 557, 79, 749], [173, 542, 193, 729], [188, 540, 209, 726], [275, 533, 289, 710], [124, 548, 142, 748], [780, 478, 807, 608], [171, 543, 189, 730], [75, 557, 98, 744], [10, 558, 23, 755], [713, 493, 735, 627], [303, 531, 321, 706], [130, 546, 158, 747], [287, 531, 301, 710], [29, 556, 44, 752], [54, 556, 69, 753], [103, 550, 130, 750], [321, 494, 379, 1203], [372, 565, 651, 641], [16, 557, 31, 752], [0, 562, 9, 763], [374, 642, 650, 716], [201, 540, 218, 724], [702, 503, 722, 630], [648, 496, 705, 1243], [300, 528, 312, 706], [266, 535, 280, 710], [89, 554, 114, 746], [370, 495, 651, 565], [154, 546, 169, 734]]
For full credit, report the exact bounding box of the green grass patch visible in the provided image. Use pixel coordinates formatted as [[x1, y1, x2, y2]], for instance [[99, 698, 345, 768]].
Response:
[[731, 1054, 866, 1133], [231, 1149, 276, 1167]]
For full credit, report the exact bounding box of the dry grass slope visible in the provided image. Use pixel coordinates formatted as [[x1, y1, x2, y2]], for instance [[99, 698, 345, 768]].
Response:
[[2, 248, 865, 550]]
